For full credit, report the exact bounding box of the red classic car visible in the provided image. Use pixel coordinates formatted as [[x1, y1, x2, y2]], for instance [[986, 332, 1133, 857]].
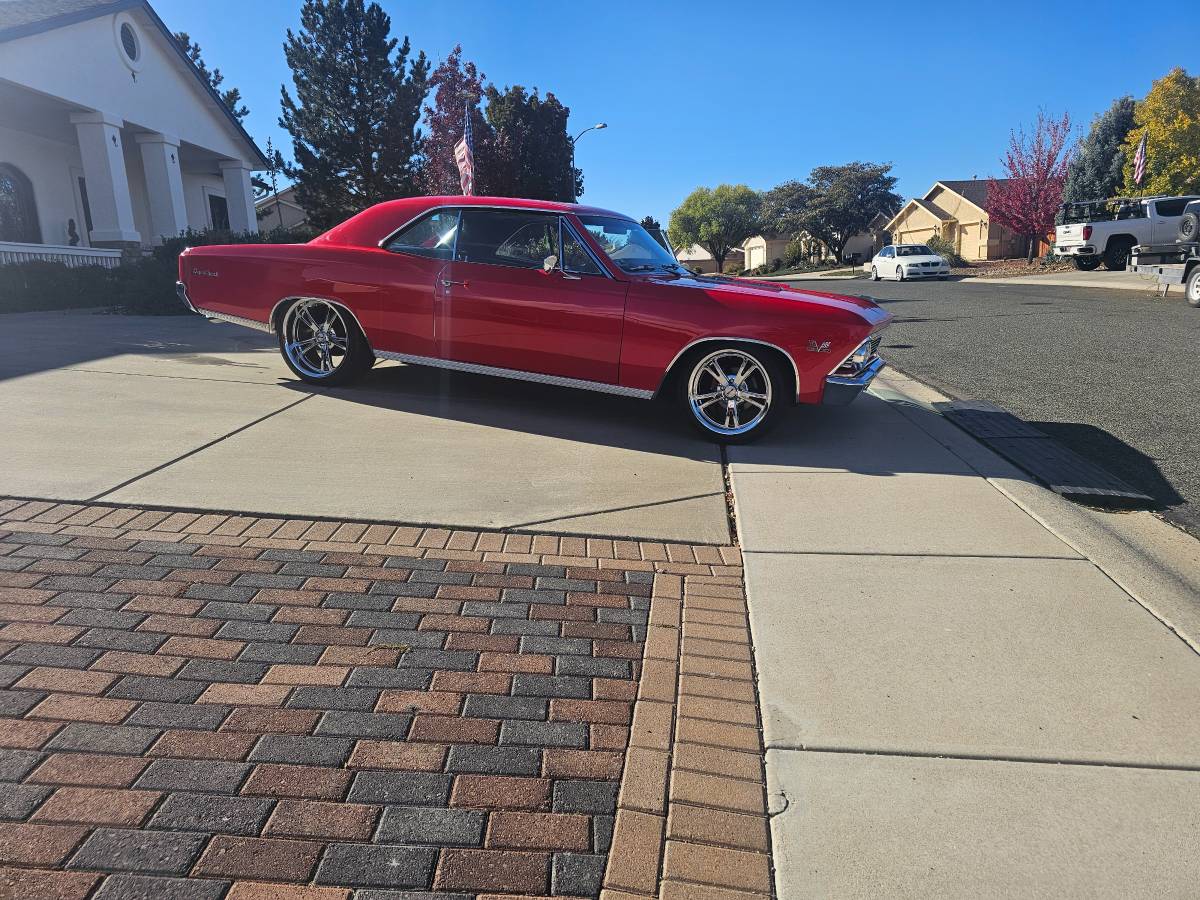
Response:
[[177, 196, 892, 443]]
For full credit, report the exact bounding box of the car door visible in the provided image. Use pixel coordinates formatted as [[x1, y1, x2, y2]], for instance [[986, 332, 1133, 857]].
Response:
[[443, 207, 628, 384], [375, 207, 460, 357]]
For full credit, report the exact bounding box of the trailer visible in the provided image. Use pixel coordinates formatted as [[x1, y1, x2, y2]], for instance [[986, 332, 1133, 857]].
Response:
[[1131, 241, 1200, 307]]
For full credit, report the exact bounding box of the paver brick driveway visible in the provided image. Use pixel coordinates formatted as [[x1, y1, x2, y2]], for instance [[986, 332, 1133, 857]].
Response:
[[0, 499, 741, 899]]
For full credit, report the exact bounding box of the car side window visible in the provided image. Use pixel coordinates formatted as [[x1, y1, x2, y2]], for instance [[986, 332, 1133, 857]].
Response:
[[881, 246, 893, 258], [457, 209, 557, 269], [561, 221, 604, 276], [1154, 198, 1192, 217], [384, 209, 459, 259]]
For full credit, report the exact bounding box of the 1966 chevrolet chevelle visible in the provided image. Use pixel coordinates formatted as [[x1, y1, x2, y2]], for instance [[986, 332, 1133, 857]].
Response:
[[177, 195, 892, 443]]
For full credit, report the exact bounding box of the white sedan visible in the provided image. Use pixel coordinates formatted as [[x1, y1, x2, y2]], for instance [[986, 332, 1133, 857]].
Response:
[[870, 244, 950, 281]]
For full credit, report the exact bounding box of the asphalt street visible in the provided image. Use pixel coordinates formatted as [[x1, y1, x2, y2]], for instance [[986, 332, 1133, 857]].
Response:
[[783, 276, 1200, 535]]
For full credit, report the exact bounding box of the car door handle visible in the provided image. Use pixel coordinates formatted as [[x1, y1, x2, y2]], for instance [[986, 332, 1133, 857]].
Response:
[[441, 279, 467, 287]]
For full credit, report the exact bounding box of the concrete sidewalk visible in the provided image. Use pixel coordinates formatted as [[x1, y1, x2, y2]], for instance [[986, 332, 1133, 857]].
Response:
[[730, 373, 1200, 897]]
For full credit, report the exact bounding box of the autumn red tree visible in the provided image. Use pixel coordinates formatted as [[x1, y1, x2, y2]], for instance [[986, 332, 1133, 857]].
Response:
[[987, 111, 1074, 262], [419, 45, 498, 195]]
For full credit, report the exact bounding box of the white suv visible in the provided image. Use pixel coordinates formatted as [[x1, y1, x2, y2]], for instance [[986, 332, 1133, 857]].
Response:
[[1055, 196, 1199, 271]]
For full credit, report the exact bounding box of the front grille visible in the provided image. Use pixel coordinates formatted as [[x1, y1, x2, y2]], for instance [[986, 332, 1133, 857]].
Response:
[[866, 334, 882, 357]]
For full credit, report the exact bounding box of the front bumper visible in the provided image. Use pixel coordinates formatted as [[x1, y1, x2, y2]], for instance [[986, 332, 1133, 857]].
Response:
[[903, 268, 949, 278], [823, 356, 885, 405]]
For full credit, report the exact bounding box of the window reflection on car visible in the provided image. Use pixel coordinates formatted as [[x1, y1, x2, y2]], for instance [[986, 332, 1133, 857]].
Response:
[[896, 245, 933, 256]]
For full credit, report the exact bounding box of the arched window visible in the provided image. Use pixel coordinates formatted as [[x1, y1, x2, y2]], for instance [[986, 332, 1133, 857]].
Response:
[[0, 164, 41, 244]]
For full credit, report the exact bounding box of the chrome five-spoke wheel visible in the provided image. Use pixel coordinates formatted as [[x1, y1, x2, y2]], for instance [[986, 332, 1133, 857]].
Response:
[[278, 298, 373, 385], [684, 347, 780, 442]]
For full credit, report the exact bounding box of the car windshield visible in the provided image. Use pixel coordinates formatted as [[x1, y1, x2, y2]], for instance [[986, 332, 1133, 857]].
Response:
[[896, 245, 933, 256], [576, 215, 684, 273]]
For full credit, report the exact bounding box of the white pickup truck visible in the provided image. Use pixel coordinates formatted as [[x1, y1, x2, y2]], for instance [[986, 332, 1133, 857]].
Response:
[[1055, 195, 1199, 271]]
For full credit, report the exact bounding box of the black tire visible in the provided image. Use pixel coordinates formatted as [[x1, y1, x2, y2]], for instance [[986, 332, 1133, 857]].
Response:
[[896, 266, 905, 282], [277, 298, 374, 386], [1103, 239, 1134, 271], [1186, 266, 1200, 309], [937, 275, 948, 281], [870, 266, 879, 281], [1179, 211, 1199, 244], [1073, 255, 1102, 271], [677, 344, 788, 444]]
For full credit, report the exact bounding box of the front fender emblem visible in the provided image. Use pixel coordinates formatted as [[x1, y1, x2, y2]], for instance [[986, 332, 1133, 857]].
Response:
[[807, 340, 831, 353]]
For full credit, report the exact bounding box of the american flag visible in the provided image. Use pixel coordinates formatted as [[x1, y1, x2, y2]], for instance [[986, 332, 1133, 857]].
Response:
[[1132, 131, 1147, 186], [454, 99, 475, 196]]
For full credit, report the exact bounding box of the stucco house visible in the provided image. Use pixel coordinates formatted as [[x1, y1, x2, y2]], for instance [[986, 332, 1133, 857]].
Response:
[[885, 179, 1023, 261], [0, 0, 266, 267], [255, 185, 310, 233], [741, 234, 790, 271], [676, 243, 744, 274]]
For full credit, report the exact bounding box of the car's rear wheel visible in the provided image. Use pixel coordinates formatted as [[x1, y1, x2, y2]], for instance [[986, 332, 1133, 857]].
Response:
[[279, 298, 373, 385], [1073, 255, 1102, 271], [1103, 239, 1134, 271], [870, 266, 879, 281], [680, 346, 786, 444], [1186, 266, 1200, 309]]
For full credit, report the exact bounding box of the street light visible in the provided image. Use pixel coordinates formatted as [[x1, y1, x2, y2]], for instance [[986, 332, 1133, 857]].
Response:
[[568, 122, 607, 202]]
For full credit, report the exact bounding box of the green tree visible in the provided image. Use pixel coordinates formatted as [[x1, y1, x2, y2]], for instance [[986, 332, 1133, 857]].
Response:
[[419, 45, 500, 195], [174, 31, 249, 122], [668, 185, 761, 274], [279, 0, 429, 227], [1064, 97, 1135, 202], [639, 216, 662, 230], [763, 162, 900, 261], [484, 85, 581, 201], [1121, 67, 1200, 196]]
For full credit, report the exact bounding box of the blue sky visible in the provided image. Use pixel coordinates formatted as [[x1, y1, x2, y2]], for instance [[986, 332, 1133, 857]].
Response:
[[156, 0, 1194, 224]]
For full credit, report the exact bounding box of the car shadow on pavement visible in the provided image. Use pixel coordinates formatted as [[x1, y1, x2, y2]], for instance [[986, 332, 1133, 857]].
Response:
[[284, 361, 721, 462]]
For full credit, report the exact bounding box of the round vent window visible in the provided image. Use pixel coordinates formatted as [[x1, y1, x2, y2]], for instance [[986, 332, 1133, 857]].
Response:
[[119, 22, 139, 61]]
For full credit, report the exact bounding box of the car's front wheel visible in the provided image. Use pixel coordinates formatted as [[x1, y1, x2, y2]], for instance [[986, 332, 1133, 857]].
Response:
[[680, 346, 786, 444], [870, 266, 879, 281], [279, 297, 374, 385], [896, 266, 905, 281]]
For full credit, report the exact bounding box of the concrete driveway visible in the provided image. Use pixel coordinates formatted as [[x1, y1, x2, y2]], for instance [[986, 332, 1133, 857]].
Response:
[[0, 312, 729, 544]]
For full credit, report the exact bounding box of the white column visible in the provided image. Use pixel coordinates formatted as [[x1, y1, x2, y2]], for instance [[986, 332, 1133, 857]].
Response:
[[219, 160, 258, 234], [69, 111, 140, 247], [134, 132, 188, 243]]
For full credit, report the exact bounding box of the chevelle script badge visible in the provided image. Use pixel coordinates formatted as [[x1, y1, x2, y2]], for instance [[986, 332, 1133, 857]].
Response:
[[191, 268, 219, 277]]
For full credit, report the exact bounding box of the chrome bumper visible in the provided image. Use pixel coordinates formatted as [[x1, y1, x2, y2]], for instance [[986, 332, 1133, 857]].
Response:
[[823, 356, 885, 405], [176, 280, 197, 313]]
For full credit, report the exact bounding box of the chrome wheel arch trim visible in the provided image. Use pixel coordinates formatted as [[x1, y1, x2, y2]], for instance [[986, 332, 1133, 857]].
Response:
[[373, 350, 653, 399], [268, 296, 369, 339], [657, 337, 800, 400]]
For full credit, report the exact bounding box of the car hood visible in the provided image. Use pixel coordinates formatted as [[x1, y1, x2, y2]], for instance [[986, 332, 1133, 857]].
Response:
[[645, 273, 892, 327]]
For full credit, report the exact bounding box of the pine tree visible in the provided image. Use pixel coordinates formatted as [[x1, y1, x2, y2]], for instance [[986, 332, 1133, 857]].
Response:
[[484, 86, 581, 201], [279, 0, 429, 227], [174, 31, 249, 122], [1063, 97, 1135, 202]]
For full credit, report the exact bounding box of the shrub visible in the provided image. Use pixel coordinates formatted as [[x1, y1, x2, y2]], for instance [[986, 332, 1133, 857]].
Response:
[[726, 263, 745, 276], [1, 227, 318, 317], [926, 235, 966, 267]]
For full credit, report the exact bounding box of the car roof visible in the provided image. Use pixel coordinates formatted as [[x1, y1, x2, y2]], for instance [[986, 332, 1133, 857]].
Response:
[[315, 195, 634, 248]]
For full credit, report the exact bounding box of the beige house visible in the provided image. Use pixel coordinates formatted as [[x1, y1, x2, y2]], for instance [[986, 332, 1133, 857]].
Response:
[[676, 243, 744, 274], [255, 185, 309, 232], [741, 234, 790, 270], [886, 179, 1023, 260]]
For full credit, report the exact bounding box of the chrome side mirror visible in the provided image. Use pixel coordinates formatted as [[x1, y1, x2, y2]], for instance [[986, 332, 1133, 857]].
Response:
[[543, 254, 559, 273]]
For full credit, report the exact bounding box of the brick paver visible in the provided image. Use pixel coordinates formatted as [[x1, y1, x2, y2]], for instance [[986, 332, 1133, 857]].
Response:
[[0, 499, 755, 898]]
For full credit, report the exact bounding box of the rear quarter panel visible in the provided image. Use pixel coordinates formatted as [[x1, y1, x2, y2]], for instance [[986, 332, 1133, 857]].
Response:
[[619, 278, 885, 403], [179, 243, 391, 343]]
